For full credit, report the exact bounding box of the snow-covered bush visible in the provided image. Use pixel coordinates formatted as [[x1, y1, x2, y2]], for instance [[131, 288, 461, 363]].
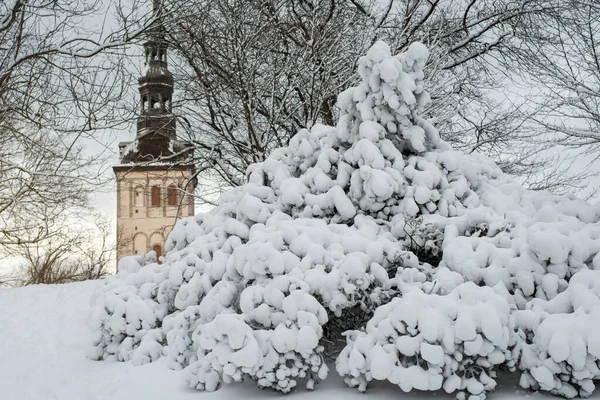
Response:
[[436, 200, 600, 309], [185, 285, 329, 392], [90, 39, 600, 398], [337, 283, 514, 399], [514, 270, 600, 398], [88, 257, 170, 363]]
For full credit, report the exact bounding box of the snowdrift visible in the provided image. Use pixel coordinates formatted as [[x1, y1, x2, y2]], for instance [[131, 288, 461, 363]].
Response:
[[90, 41, 600, 399]]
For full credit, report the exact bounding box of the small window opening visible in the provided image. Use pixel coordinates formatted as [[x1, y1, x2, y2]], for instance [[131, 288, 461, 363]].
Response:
[[168, 185, 178, 206], [151, 186, 161, 207]]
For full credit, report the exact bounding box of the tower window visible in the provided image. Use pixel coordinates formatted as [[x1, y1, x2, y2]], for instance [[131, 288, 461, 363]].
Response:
[[151, 186, 161, 207], [168, 185, 178, 206], [153, 245, 162, 264]]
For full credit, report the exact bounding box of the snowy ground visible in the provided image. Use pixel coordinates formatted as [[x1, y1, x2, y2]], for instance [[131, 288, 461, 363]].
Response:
[[0, 281, 595, 400]]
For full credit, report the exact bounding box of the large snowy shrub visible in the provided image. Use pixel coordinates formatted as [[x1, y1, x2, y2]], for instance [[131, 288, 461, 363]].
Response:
[[90, 40, 600, 398]]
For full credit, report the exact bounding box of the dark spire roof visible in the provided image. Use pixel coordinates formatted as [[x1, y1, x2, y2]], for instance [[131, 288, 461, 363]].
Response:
[[119, 0, 192, 165]]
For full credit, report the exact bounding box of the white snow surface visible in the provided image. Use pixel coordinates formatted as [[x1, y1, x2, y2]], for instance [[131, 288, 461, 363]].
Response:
[[1, 280, 598, 400]]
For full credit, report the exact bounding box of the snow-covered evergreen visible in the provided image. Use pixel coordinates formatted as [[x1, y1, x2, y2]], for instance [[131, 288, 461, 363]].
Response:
[[90, 41, 600, 398], [337, 283, 514, 400], [514, 270, 600, 398]]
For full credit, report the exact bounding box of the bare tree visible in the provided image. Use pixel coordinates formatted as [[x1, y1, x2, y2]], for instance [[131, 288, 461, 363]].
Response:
[[5, 214, 115, 287], [157, 0, 581, 202], [507, 0, 600, 194], [162, 0, 374, 202], [0, 0, 157, 253], [74, 215, 116, 281]]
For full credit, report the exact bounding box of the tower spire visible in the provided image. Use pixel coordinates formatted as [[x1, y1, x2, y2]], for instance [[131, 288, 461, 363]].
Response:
[[131, 0, 175, 160], [149, 0, 166, 42], [118, 0, 194, 165]]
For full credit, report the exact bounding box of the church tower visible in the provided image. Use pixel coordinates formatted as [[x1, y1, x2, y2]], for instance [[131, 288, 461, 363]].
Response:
[[113, 0, 195, 264]]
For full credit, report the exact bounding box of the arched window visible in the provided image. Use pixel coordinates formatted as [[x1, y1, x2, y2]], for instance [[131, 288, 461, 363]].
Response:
[[152, 96, 160, 109], [153, 245, 162, 264], [167, 185, 178, 206], [151, 186, 161, 207]]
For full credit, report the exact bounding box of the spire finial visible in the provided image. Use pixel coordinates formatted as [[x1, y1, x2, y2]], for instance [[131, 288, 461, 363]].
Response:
[[131, 0, 175, 152], [149, 0, 165, 42]]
